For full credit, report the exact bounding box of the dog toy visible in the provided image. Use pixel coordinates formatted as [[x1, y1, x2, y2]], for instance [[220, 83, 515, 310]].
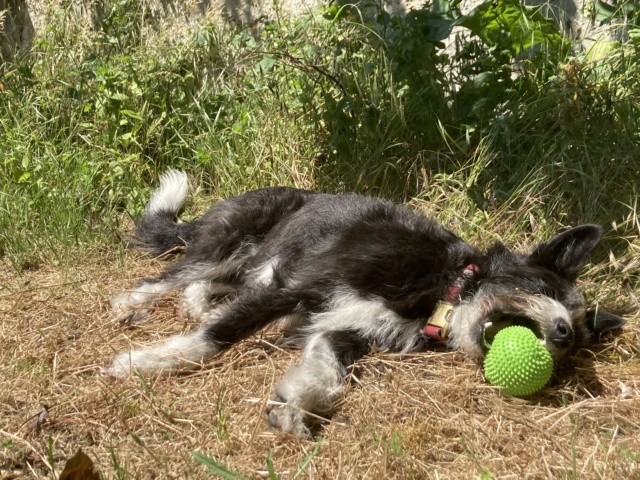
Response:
[[484, 325, 553, 396]]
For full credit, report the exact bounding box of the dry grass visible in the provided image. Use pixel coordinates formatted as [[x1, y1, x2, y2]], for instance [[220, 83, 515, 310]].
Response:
[[1, 245, 639, 479]]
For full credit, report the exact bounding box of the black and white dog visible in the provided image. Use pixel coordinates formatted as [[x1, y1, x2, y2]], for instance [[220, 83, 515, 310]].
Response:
[[109, 170, 625, 437]]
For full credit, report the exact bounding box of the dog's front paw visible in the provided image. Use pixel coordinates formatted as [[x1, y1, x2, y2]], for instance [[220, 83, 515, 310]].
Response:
[[265, 395, 311, 438]]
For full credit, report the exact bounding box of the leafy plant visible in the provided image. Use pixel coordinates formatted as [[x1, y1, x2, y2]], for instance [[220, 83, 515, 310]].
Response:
[[587, 0, 640, 28], [1, 0, 639, 271], [460, 0, 567, 56]]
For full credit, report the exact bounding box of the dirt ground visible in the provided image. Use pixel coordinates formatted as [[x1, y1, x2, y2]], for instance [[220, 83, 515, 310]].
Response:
[[1, 251, 639, 479]]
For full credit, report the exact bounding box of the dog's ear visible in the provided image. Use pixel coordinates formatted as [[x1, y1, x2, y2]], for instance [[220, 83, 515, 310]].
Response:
[[584, 309, 627, 343], [528, 224, 602, 281]]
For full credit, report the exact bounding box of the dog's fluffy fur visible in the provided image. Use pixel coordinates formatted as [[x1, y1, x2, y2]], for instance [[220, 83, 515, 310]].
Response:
[[109, 170, 625, 437]]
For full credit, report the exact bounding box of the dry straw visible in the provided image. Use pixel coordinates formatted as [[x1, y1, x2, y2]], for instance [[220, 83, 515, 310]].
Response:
[[1, 251, 639, 479]]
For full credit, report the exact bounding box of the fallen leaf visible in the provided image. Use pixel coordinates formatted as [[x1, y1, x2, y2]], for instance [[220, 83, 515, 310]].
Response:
[[59, 450, 101, 480]]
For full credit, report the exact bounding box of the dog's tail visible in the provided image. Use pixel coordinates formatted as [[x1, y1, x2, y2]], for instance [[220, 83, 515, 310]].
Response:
[[129, 169, 196, 254]]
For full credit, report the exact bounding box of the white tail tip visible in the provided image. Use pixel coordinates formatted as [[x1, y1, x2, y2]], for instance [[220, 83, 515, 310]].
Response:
[[146, 169, 189, 215]]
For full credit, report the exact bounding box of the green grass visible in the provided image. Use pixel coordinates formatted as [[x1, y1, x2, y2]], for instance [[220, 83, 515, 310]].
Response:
[[193, 438, 322, 479], [1, 0, 639, 278]]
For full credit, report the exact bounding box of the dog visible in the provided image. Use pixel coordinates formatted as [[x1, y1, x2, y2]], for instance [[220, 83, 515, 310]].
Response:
[[109, 170, 625, 437]]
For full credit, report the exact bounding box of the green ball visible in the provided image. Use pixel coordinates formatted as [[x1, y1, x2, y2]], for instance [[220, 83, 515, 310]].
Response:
[[484, 326, 553, 396]]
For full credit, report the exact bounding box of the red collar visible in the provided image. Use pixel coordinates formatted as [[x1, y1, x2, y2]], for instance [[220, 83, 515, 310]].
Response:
[[423, 264, 479, 341]]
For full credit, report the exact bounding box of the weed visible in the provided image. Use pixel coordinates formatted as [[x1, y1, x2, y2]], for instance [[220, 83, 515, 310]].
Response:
[[109, 446, 130, 480], [193, 452, 247, 479], [193, 438, 321, 479]]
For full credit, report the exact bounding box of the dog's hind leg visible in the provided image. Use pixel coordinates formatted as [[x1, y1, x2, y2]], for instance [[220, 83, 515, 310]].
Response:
[[109, 287, 304, 377], [179, 280, 237, 321], [266, 330, 369, 438], [111, 253, 245, 324]]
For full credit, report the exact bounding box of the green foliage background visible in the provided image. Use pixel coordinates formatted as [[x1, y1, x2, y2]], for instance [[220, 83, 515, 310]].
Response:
[[1, 0, 639, 273]]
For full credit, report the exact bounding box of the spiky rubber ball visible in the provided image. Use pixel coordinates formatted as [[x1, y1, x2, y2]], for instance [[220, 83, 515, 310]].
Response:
[[484, 326, 553, 396]]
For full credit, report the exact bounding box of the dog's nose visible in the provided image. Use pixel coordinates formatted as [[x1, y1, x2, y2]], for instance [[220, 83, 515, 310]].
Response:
[[549, 319, 574, 348]]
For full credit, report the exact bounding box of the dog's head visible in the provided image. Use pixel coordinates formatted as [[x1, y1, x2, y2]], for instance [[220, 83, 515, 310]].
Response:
[[448, 225, 626, 361]]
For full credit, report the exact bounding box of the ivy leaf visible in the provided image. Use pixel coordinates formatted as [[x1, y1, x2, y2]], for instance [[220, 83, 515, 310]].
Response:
[[460, 0, 565, 54]]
